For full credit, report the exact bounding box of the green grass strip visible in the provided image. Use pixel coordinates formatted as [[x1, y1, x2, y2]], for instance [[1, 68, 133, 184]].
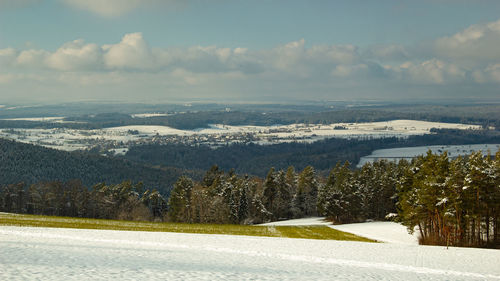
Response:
[[0, 213, 375, 242]]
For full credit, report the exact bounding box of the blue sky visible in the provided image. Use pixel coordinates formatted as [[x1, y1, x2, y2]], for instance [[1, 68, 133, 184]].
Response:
[[0, 0, 499, 103]]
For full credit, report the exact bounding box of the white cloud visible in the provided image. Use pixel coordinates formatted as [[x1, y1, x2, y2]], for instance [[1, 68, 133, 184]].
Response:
[[166, 45, 263, 74], [102, 33, 154, 70], [389, 59, 466, 84], [16, 49, 49, 68], [3, 25, 500, 103], [46, 39, 102, 71], [473, 64, 500, 83], [0, 33, 488, 88], [0, 48, 17, 66], [4, 33, 262, 74], [365, 45, 409, 61], [435, 18, 500, 63], [267, 39, 306, 73], [484, 64, 500, 82], [332, 64, 368, 77], [261, 39, 360, 77], [307, 44, 358, 64]]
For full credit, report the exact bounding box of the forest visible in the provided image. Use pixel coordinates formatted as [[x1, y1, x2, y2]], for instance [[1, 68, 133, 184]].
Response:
[[2, 130, 497, 194], [1, 148, 498, 248], [0, 138, 199, 195], [0, 181, 166, 221], [124, 128, 500, 177], [2, 104, 500, 130]]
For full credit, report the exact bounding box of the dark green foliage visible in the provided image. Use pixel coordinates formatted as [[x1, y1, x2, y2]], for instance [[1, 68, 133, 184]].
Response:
[[397, 150, 500, 248], [0, 138, 200, 196], [356, 160, 400, 221], [168, 176, 194, 222], [0, 180, 167, 221], [166, 166, 309, 224], [263, 168, 279, 220], [124, 129, 500, 177], [297, 166, 318, 217], [317, 162, 364, 223]]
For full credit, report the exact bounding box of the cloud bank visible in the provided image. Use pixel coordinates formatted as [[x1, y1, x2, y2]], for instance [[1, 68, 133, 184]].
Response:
[[1, 19, 500, 102]]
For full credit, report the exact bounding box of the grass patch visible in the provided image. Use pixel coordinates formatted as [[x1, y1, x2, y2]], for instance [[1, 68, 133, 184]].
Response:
[[0, 213, 375, 242]]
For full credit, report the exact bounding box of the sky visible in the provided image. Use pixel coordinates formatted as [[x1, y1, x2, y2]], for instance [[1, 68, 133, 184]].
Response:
[[0, 0, 500, 104]]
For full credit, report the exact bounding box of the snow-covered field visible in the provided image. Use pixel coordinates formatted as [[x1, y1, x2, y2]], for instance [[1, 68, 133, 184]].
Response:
[[103, 119, 478, 139], [1, 225, 499, 280], [0, 116, 83, 123], [0, 117, 65, 122], [330, 221, 420, 245], [130, 113, 171, 118], [0, 119, 482, 152], [357, 144, 500, 167], [260, 217, 419, 245]]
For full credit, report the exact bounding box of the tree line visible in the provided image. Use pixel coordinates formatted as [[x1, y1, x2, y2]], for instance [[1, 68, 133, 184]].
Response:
[[1, 148, 498, 248], [0, 180, 167, 221], [166, 149, 500, 248], [0, 138, 199, 196], [397, 150, 500, 248]]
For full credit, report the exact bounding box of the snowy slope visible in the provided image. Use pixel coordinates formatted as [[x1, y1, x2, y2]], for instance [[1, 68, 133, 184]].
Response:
[[1, 226, 499, 280], [329, 221, 419, 245], [260, 217, 419, 245]]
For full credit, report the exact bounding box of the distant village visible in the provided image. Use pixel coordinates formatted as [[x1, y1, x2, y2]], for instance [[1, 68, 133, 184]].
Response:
[[0, 119, 482, 157]]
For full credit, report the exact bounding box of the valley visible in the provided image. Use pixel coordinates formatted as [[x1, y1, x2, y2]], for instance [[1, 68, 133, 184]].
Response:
[[0, 118, 482, 154]]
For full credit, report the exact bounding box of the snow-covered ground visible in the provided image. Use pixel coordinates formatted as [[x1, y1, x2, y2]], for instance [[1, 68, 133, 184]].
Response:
[[1, 226, 499, 280], [0, 117, 65, 122], [357, 144, 500, 167], [0, 119, 482, 152], [130, 113, 171, 118], [329, 221, 420, 245], [260, 217, 419, 245], [0, 116, 84, 123]]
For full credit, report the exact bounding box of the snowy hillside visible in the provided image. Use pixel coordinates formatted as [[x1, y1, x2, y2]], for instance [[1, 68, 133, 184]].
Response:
[[329, 221, 419, 245], [1, 226, 499, 280], [261, 218, 419, 244]]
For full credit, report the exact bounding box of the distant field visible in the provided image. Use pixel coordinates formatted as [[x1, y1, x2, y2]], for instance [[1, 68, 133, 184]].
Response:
[[0, 213, 374, 242], [0, 119, 481, 151]]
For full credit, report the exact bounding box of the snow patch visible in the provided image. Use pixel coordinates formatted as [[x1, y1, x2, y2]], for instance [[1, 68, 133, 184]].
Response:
[[130, 113, 171, 118], [329, 221, 420, 245]]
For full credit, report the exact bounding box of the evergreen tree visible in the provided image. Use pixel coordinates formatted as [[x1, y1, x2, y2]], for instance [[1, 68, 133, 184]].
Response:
[[168, 176, 194, 222], [263, 168, 279, 220], [297, 166, 319, 216]]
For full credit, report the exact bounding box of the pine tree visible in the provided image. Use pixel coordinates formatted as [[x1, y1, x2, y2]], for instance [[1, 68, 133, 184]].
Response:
[[262, 168, 278, 220], [297, 166, 319, 216], [168, 176, 194, 222]]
